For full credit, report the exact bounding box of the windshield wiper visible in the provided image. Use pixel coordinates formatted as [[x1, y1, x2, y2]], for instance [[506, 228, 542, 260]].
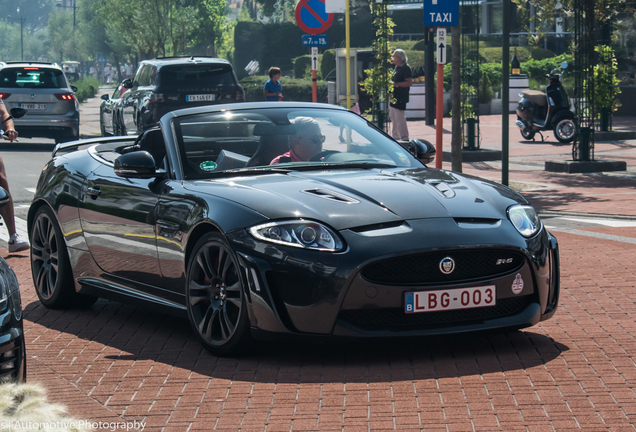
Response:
[[203, 167, 293, 178], [286, 162, 397, 170]]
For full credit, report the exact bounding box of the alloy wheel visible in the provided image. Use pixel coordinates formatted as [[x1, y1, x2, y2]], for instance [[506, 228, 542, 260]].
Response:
[[188, 239, 243, 346], [30, 213, 59, 300], [556, 119, 575, 141]]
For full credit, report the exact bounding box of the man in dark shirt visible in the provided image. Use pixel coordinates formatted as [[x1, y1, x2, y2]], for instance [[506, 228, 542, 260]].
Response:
[[389, 49, 413, 141]]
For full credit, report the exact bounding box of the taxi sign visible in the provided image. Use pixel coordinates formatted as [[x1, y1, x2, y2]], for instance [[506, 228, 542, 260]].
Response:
[[423, 0, 458, 26]]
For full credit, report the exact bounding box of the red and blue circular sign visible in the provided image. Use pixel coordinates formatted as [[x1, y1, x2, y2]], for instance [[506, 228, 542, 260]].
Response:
[[295, 0, 334, 35]]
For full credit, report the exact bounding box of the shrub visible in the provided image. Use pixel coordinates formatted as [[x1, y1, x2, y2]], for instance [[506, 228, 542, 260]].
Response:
[[293, 55, 323, 79], [521, 54, 573, 81], [479, 46, 555, 64], [240, 76, 329, 103], [478, 72, 493, 103], [321, 49, 336, 81], [74, 77, 101, 103]]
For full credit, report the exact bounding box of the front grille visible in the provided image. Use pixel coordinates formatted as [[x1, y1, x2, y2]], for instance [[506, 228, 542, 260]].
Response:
[[0, 341, 22, 383], [361, 249, 525, 285], [339, 296, 533, 330]]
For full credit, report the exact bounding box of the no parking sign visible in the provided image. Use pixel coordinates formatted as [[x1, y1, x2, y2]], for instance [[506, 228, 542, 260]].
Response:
[[295, 0, 334, 35]]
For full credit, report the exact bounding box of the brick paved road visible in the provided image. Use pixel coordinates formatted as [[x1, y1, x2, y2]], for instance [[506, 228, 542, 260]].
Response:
[[5, 227, 636, 431]]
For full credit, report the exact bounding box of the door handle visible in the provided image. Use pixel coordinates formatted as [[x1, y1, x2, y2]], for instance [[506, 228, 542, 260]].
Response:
[[87, 186, 101, 199]]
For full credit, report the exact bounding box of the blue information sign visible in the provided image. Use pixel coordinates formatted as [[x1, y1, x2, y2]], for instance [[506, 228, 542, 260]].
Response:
[[302, 34, 328, 47], [423, 0, 459, 26]]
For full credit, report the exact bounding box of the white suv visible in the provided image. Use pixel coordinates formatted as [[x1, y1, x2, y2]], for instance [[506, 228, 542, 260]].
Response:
[[0, 61, 79, 143]]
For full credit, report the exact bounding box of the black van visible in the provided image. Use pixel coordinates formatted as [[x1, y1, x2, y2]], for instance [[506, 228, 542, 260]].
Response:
[[118, 56, 245, 135]]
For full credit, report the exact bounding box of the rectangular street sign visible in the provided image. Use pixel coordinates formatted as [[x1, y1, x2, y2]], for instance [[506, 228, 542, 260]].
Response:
[[423, 0, 458, 26], [311, 47, 319, 70], [302, 34, 328, 46], [437, 28, 447, 64]]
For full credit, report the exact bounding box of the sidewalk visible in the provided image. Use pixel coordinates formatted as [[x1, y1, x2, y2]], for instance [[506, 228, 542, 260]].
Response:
[[406, 114, 636, 217]]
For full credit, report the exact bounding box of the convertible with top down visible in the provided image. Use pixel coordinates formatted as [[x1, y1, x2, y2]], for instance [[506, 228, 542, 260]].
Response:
[[27, 102, 559, 355]]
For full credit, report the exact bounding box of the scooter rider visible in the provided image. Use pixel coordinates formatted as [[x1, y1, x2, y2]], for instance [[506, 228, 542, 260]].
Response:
[[0, 100, 30, 253]]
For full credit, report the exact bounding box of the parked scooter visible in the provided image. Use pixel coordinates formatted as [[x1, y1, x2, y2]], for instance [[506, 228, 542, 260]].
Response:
[[515, 62, 575, 143]]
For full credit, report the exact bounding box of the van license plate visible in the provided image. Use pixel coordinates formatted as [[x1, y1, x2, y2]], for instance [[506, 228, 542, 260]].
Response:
[[19, 103, 46, 110], [186, 94, 215, 102], [404, 286, 496, 314]]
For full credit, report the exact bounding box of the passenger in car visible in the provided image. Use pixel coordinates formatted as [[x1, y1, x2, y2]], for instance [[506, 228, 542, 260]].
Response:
[[270, 117, 324, 164]]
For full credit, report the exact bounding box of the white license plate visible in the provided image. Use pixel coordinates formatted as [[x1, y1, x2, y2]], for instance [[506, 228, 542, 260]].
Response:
[[186, 94, 215, 102], [19, 103, 46, 110], [405, 285, 496, 314]]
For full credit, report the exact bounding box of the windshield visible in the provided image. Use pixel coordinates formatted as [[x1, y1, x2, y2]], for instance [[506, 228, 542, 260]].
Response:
[[173, 107, 422, 179], [0, 67, 67, 89], [158, 64, 236, 90]]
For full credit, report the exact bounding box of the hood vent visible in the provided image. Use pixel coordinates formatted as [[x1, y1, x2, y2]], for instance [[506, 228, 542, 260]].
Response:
[[302, 188, 360, 204], [429, 182, 456, 198]]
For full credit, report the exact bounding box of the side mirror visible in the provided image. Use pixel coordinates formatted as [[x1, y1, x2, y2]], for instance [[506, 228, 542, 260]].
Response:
[[9, 108, 27, 119], [101, 94, 110, 101], [561, 62, 568, 69], [122, 79, 133, 89], [0, 186, 9, 207], [400, 138, 436, 165], [114, 151, 157, 179], [71, 85, 78, 92]]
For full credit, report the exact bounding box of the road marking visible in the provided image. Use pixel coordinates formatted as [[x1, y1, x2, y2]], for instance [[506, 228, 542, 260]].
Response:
[[547, 226, 636, 245], [559, 217, 636, 228], [25, 188, 36, 193]]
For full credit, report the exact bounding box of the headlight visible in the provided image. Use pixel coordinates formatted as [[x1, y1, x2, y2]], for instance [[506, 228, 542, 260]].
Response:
[[508, 205, 542, 238], [249, 220, 344, 252], [0, 258, 21, 320]]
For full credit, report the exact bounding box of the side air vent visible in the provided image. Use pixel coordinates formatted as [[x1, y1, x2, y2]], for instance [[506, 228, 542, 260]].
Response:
[[302, 188, 360, 204]]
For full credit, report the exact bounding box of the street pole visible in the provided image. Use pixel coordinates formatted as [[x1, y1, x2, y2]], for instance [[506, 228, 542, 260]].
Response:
[[345, 0, 351, 109], [502, 0, 510, 186], [17, 8, 24, 61], [20, 17, 24, 61], [435, 27, 445, 169]]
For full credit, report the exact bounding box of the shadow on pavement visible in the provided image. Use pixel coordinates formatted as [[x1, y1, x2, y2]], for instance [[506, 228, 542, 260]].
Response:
[[24, 297, 568, 383]]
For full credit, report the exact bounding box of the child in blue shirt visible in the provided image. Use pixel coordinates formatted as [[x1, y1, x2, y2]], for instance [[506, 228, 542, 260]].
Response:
[[263, 67, 283, 101]]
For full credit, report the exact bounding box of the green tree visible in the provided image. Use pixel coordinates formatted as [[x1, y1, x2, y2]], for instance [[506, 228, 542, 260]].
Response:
[[359, 3, 394, 119]]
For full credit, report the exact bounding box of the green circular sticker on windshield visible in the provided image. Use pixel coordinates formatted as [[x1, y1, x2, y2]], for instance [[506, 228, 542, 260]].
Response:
[[200, 161, 217, 171]]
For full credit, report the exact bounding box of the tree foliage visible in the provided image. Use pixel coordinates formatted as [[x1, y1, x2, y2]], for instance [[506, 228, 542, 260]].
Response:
[[359, 3, 394, 116], [593, 45, 622, 112], [512, 0, 634, 44]]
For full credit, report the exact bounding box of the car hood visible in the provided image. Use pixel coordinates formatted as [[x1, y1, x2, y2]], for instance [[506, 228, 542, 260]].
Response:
[[183, 168, 528, 231]]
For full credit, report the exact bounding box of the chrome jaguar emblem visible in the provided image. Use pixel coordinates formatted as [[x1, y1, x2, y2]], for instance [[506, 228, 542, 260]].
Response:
[[439, 257, 455, 274], [30, 93, 36, 99]]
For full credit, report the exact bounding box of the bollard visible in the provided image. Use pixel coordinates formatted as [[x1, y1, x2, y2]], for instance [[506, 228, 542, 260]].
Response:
[[577, 127, 591, 161], [464, 117, 479, 150]]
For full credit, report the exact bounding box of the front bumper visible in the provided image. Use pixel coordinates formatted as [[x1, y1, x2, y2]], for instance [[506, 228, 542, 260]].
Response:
[[13, 115, 80, 140], [0, 309, 26, 382], [228, 218, 560, 339]]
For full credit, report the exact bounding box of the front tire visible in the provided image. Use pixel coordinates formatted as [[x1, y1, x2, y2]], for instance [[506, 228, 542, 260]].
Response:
[[520, 130, 535, 141], [554, 118, 576, 143], [30, 206, 97, 308], [186, 232, 250, 356]]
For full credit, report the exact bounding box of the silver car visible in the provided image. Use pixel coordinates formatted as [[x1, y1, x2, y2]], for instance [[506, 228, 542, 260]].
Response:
[[0, 61, 79, 143]]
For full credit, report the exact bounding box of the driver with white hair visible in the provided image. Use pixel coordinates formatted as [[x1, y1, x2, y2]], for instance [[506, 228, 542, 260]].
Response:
[[270, 117, 325, 164]]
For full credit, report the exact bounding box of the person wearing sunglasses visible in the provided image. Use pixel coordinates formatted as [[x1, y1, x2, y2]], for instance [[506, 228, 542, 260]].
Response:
[[271, 117, 325, 164]]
